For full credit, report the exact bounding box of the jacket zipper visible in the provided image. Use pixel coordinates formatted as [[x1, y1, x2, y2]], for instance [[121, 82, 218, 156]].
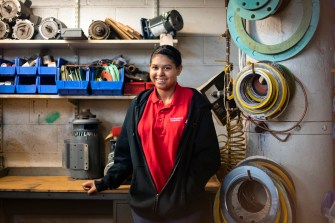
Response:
[[135, 93, 199, 213], [154, 194, 159, 212], [155, 117, 195, 197], [135, 103, 160, 212]]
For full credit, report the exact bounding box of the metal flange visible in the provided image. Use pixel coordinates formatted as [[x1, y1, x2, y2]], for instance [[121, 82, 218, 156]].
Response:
[[231, 0, 282, 20], [227, 0, 320, 61]]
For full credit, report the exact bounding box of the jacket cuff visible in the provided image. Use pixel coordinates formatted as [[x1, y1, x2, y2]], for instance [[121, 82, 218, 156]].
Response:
[[94, 179, 109, 192]]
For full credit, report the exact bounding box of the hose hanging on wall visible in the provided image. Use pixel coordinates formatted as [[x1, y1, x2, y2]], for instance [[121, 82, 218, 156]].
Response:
[[213, 0, 246, 181], [217, 111, 246, 180], [214, 156, 296, 223]]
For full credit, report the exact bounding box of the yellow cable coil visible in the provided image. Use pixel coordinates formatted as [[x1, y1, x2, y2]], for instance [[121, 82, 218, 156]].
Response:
[[214, 156, 296, 223], [217, 113, 246, 180], [233, 62, 292, 120], [215, 63, 247, 181]]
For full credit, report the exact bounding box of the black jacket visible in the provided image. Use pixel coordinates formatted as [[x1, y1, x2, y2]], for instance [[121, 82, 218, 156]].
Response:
[[95, 87, 221, 219]]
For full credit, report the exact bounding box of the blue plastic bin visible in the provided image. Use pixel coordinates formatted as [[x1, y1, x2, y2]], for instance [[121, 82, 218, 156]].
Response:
[[90, 67, 124, 95], [0, 75, 16, 94], [37, 57, 68, 76], [0, 59, 16, 94], [56, 66, 90, 95], [16, 75, 37, 94], [15, 57, 37, 75], [37, 75, 57, 94], [0, 59, 16, 75]]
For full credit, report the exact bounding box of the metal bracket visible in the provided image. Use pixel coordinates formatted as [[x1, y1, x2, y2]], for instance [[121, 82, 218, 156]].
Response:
[[63, 142, 89, 170], [68, 99, 79, 117], [0, 99, 3, 169], [66, 43, 79, 64]]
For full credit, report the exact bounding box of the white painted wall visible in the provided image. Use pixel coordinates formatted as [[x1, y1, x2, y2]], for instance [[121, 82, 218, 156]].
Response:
[[1, 0, 334, 222]]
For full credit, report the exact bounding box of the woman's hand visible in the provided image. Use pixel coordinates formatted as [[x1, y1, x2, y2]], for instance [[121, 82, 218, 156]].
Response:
[[82, 180, 97, 194]]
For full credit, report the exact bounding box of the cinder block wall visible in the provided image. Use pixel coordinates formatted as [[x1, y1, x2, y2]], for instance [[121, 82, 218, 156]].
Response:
[[1, 1, 334, 223], [3, 0, 232, 168]]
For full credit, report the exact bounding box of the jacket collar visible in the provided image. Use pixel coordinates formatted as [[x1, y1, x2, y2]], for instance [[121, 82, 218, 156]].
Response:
[[150, 83, 185, 106]]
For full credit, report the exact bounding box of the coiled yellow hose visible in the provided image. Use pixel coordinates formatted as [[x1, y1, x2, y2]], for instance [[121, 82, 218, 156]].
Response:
[[217, 112, 246, 180]]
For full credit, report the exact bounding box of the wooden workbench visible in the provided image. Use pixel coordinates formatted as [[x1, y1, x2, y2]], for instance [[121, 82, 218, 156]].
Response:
[[0, 175, 220, 223], [0, 175, 220, 194], [0, 176, 128, 193]]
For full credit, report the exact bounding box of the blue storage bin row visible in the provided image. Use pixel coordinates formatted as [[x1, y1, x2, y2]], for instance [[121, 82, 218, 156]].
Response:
[[37, 57, 68, 76], [15, 57, 38, 75], [0, 62, 125, 95], [90, 67, 124, 96], [56, 66, 90, 95], [56, 67, 124, 96], [0, 59, 16, 93]]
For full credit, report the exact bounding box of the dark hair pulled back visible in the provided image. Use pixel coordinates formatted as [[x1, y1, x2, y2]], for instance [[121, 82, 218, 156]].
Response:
[[150, 45, 182, 67]]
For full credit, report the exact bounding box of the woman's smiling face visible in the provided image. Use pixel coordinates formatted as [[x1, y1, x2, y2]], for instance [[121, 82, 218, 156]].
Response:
[[149, 54, 182, 91]]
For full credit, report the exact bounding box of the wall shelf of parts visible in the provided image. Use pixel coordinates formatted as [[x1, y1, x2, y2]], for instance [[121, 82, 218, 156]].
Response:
[[0, 39, 178, 50], [0, 95, 136, 99]]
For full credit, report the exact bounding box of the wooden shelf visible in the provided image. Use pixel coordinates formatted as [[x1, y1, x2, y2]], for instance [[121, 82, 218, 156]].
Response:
[[0, 94, 136, 99], [0, 39, 178, 50]]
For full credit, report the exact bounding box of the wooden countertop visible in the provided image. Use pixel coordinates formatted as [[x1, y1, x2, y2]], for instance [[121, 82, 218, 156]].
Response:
[[0, 176, 220, 193]]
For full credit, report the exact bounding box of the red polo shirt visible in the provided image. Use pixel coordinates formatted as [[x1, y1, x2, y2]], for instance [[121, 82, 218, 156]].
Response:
[[138, 84, 193, 192]]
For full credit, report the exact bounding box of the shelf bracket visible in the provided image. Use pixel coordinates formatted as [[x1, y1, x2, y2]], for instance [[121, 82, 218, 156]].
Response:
[[0, 99, 3, 170], [154, 0, 159, 16], [160, 34, 174, 46], [75, 0, 80, 28], [68, 99, 79, 117], [67, 43, 79, 64]]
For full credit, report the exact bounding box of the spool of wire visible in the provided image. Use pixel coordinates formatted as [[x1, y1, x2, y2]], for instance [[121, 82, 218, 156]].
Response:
[[233, 62, 293, 120], [88, 20, 111, 40], [12, 19, 35, 40]]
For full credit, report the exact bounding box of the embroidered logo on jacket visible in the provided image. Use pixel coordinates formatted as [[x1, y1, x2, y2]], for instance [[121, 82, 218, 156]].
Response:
[[169, 117, 184, 122]]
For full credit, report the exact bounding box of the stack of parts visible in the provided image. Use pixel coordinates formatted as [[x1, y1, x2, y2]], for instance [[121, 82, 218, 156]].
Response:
[[105, 17, 142, 40], [214, 155, 296, 223]]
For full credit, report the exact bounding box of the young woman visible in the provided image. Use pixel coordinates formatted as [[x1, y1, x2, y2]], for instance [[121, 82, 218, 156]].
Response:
[[82, 45, 221, 223]]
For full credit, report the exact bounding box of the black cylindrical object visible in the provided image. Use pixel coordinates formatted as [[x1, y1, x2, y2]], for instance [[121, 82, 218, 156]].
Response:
[[63, 109, 102, 179], [149, 10, 183, 38]]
